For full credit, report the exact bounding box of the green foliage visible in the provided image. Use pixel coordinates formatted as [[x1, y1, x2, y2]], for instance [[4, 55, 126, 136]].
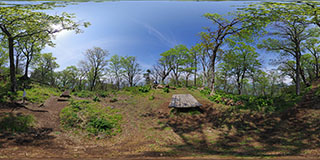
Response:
[[0, 81, 10, 102], [110, 98, 118, 103], [93, 96, 100, 102], [163, 87, 169, 93], [120, 56, 142, 87], [0, 113, 35, 133], [139, 85, 151, 93], [149, 95, 155, 100], [199, 88, 211, 95], [60, 100, 122, 136], [72, 90, 95, 98], [124, 85, 152, 94], [31, 53, 59, 85], [97, 91, 110, 98], [207, 92, 275, 112], [16, 84, 59, 103]]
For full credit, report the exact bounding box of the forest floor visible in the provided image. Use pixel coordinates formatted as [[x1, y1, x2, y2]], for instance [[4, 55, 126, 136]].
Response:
[[0, 86, 320, 159]]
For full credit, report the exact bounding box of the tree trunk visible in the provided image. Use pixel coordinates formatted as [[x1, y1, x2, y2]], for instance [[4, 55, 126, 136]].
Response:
[[209, 60, 215, 96], [299, 67, 309, 87], [194, 61, 197, 87], [8, 37, 17, 92], [237, 76, 241, 95], [186, 74, 189, 87], [15, 54, 19, 74], [296, 55, 301, 95], [24, 58, 30, 78], [252, 75, 256, 96]]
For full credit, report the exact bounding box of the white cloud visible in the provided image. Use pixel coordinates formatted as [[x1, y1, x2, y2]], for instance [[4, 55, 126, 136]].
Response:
[[134, 20, 178, 48]]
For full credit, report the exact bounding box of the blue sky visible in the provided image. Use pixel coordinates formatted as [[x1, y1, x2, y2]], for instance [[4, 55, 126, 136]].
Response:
[[41, 1, 254, 70]]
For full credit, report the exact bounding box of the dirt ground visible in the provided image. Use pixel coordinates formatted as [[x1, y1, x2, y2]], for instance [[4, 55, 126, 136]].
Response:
[[0, 88, 319, 159]]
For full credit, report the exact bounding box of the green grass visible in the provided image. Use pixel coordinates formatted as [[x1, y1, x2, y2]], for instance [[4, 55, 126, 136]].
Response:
[[72, 90, 96, 98], [60, 99, 122, 137], [0, 113, 35, 133], [16, 84, 59, 103]]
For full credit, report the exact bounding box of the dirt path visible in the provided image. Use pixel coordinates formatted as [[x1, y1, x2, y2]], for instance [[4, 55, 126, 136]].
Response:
[[29, 96, 69, 131]]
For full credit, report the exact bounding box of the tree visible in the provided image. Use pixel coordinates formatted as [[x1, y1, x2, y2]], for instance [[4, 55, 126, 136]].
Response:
[[31, 53, 59, 85], [181, 49, 195, 87], [154, 52, 173, 84], [190, 44, 202, 87], [170, 45, 189, 86], [143, 69, 151, 85], [221, 42, 261, 95], [197, 42, 211, 88], [0, 2, 89, 92], [81, 47, 108, 91], [108, 54, 123, 89], [0, 45, 7, 70], [305, 38, 320, 80], [16, 32, 52, 79], [58, 66, 78, 89], [120, 56, 141, 87], [201, 12, 251, 95], [247, 2, 320, 95]]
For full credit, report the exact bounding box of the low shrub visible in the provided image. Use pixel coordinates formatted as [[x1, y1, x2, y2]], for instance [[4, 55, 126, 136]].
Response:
[[199, 88, 211, 95], [163, 87, 169, 93], [0, 113, 35, 133], [93, 96, 100, 102], [149, 95, 155, 100], [97, 91, 110, 98], [208, 93, 275, 112], [138, 85, 151, 93], [60, 100, 122, 136]]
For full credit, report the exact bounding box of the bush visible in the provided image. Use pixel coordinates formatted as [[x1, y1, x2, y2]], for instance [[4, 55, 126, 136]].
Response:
[[0, 113, 35, 133], [139, 85, 151, 93], [149, 95, 155, 100], [208, 93, 275, 112], [60, 100, 122, 136], [0, 81, 10, 102], [97, 91, 110, 98], [200, 88, 211, 95], [93, 96, 100, 102], [163, 87, 169, 93]]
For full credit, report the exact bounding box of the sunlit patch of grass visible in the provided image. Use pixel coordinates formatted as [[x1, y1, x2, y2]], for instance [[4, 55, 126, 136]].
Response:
[[16, 84, 59, 103], [60, 99, 122, 137]]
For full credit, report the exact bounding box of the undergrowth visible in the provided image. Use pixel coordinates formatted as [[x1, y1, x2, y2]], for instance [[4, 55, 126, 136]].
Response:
[[0, 113, 35, 133], [16, 84, 59, 103], [60, 100, 122, 137]]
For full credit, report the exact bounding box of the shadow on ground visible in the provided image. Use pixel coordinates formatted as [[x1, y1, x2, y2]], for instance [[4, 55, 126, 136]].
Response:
[[133, 87, 320, 158], [0, 103, 55, 148]]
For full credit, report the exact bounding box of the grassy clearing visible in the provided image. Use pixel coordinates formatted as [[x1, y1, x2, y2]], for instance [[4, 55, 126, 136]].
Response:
[[60, 99, 122, 137], [16, 84, 60, 103]]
